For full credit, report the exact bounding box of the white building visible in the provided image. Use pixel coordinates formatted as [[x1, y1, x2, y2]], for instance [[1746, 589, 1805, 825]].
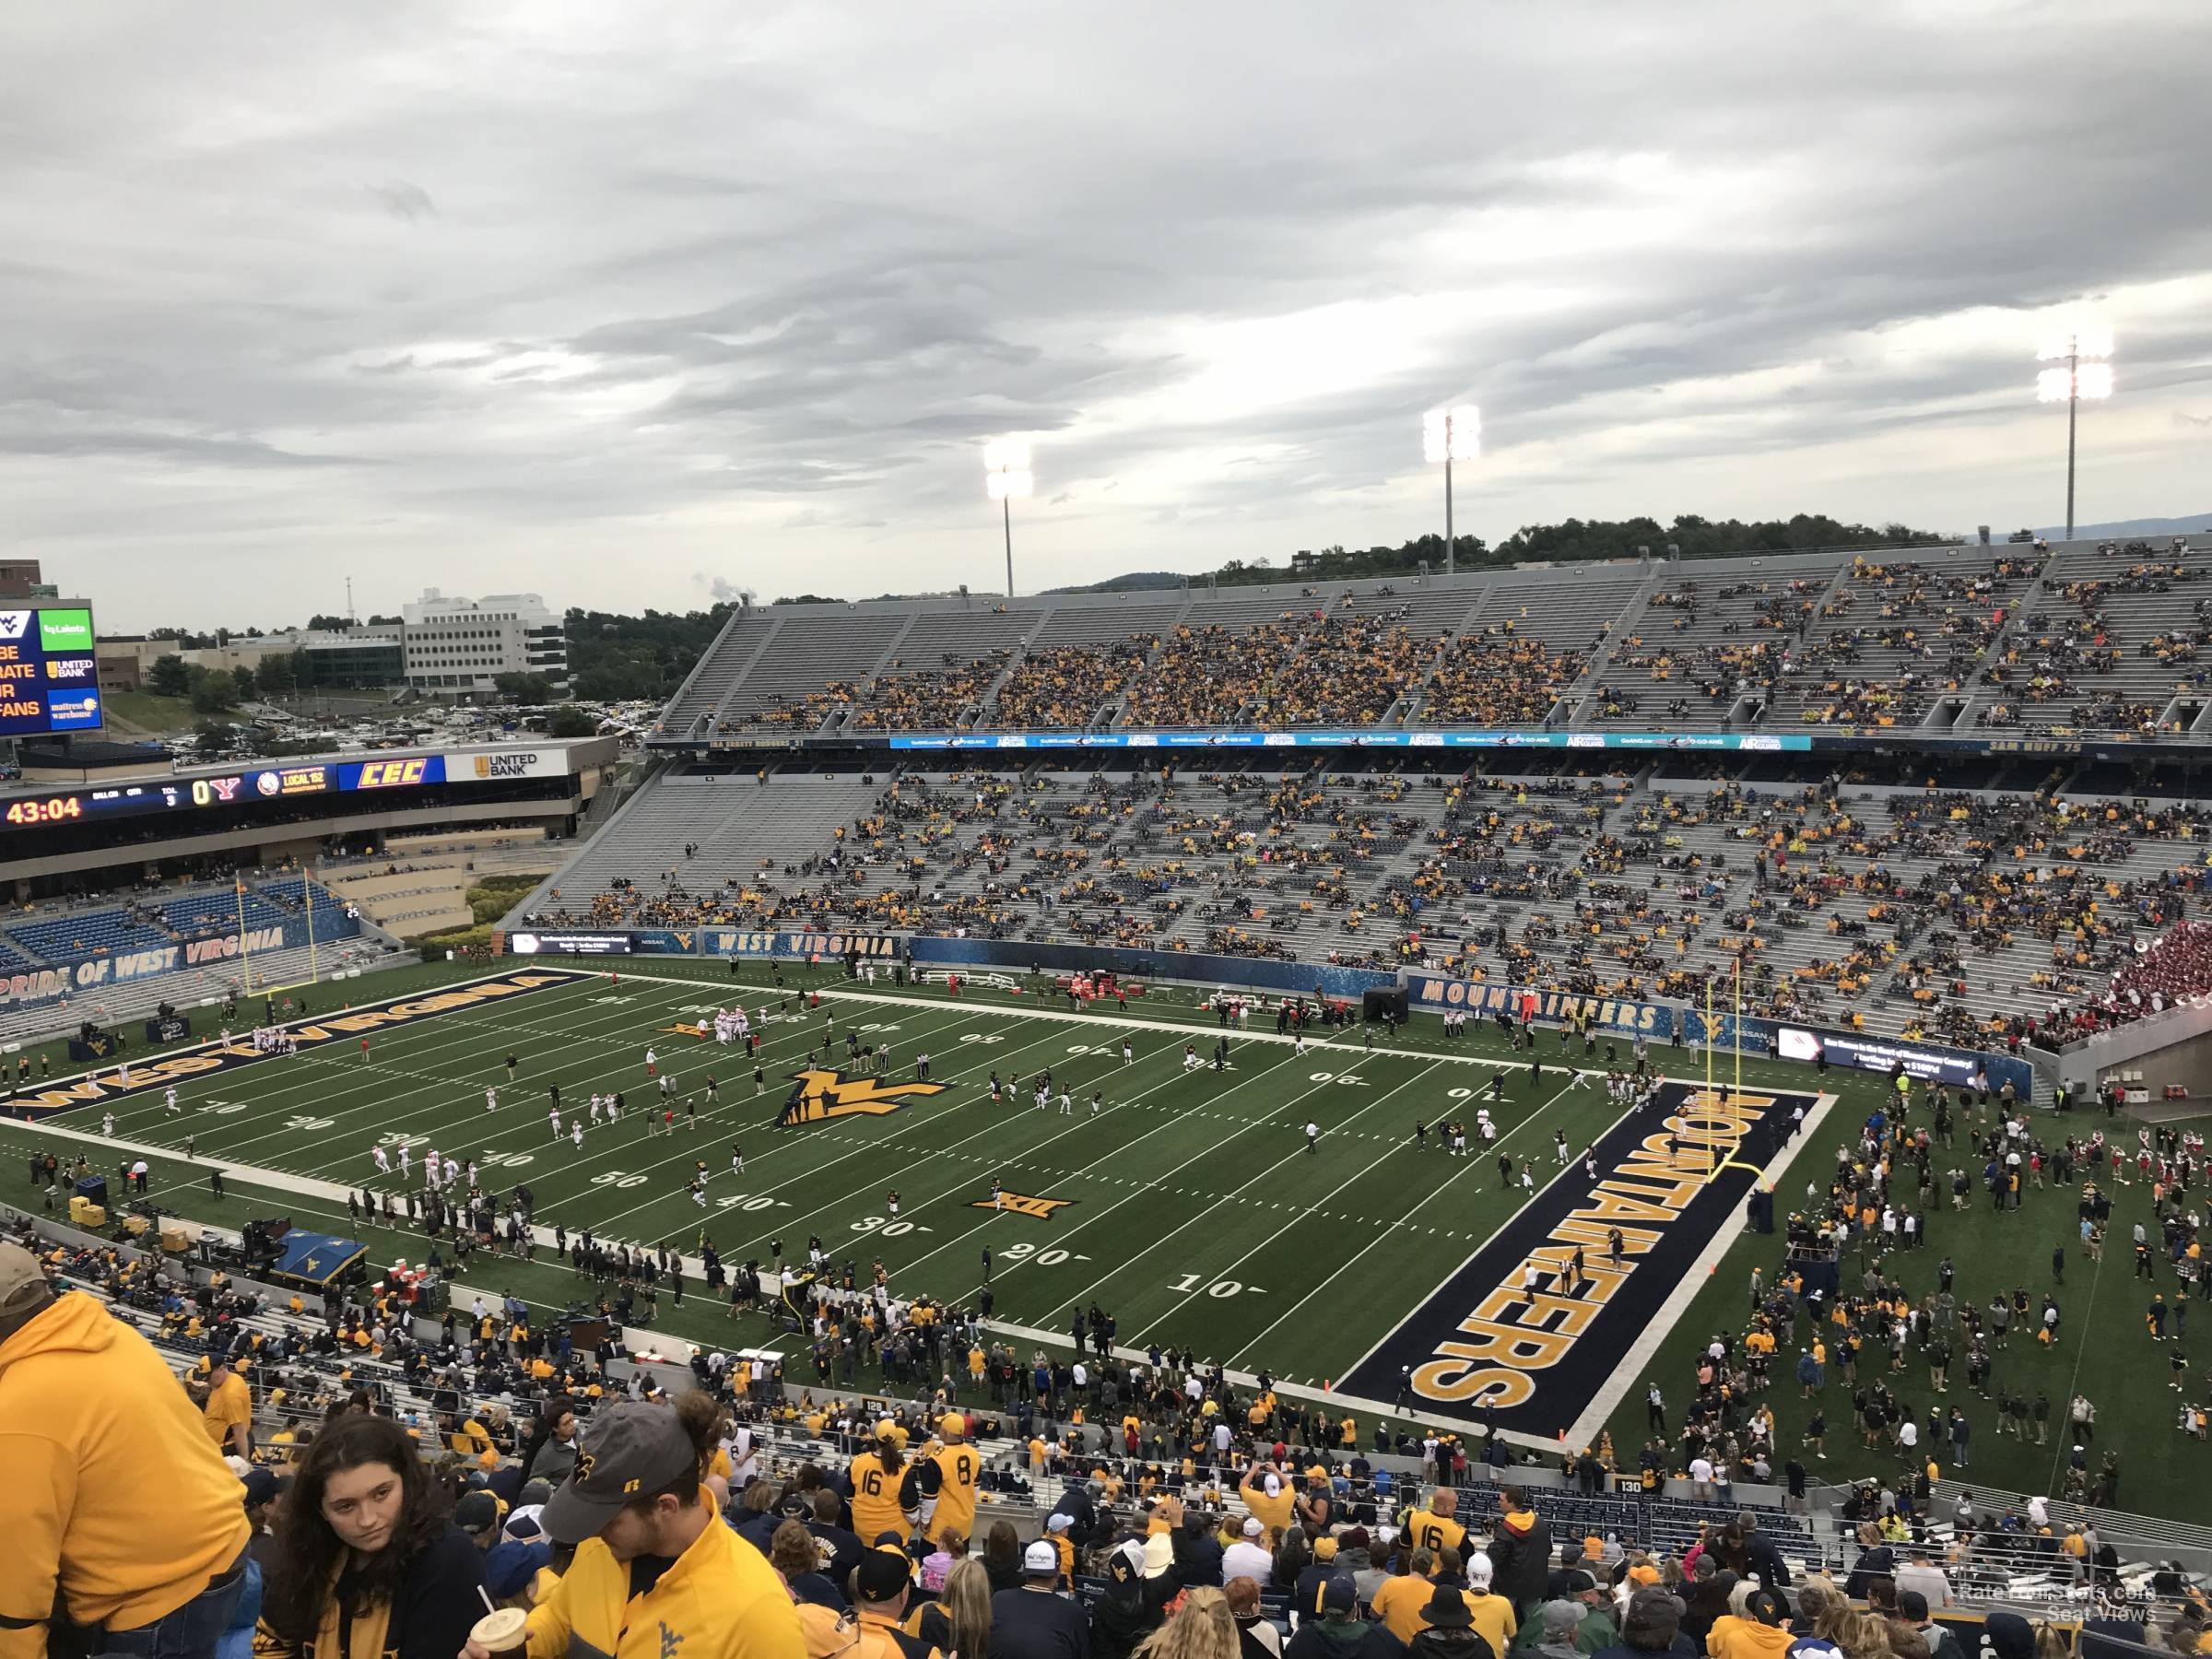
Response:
[[400, 590, 569, 695]]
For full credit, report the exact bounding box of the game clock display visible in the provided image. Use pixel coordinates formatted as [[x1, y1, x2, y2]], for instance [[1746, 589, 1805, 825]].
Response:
[[0, 606, 102, 736], [2, 794, 86, 827], [0, 754, 461, 832]]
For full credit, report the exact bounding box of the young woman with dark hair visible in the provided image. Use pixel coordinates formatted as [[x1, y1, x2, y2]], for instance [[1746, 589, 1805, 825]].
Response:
[[259, 1414, 485, 1659]]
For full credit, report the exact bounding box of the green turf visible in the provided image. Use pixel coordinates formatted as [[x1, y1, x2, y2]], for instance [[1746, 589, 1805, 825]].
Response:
[[6, 956, 2203, 1519]]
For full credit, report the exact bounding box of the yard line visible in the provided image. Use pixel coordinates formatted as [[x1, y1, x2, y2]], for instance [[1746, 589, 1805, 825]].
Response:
[[851, 1035, 1385, 1290], [561, 1011, 1183, 1240], [602, 1030, 1327, 1256], [976, 1055, 1450, 1327], [147, 987, 1008, 1204], [1218, 1075, 1589, 1366]]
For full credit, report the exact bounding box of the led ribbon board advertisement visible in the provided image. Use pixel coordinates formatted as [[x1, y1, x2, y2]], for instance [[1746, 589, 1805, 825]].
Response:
[[0, 605, 101, 736], [888, 729, 1814, 752]]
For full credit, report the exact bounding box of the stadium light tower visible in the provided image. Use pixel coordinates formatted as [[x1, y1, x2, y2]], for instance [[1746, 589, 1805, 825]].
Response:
[[1422, 406, 1480, 575], [983, 437, 1034, 597], [2036, 324, 2113, 542]]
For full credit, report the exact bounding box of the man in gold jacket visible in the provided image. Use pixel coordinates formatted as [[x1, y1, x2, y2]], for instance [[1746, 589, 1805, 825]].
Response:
[[0, 1241, 252, 1659], [472, 1402, 802, 1659]]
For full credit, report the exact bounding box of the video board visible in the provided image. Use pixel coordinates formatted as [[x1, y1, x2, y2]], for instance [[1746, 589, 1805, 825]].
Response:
[[0, 605, 102, 736]]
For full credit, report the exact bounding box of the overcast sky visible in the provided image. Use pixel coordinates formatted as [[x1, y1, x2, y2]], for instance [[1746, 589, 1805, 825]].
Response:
[[5, 1, 2209, 632]]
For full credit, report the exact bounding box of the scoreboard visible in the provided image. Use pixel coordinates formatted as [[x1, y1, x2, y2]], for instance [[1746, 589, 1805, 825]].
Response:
[[0, 605, 102, 737], [1, 755, 453, 830]]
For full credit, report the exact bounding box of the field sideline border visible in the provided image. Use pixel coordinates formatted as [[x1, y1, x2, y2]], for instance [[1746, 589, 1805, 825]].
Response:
[[598, 964, 1629, 1082]]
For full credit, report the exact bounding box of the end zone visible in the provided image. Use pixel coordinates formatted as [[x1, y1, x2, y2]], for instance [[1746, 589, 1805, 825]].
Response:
[[0, 968, 598, 1123], [1337, 1077, 1828, 1441]]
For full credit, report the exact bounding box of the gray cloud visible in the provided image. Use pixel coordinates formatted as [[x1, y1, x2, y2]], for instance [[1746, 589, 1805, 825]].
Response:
[[1, 0, 2208, 628], [364, 179, 436, 224]]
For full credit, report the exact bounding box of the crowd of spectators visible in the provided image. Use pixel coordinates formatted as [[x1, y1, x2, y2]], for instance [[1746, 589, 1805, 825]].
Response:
[[995, 640, 1159, 730], [2038, 920, 2212, 1041], [17, 1185, 2204, 1659], [1640, 1071, 2211, 1634], [527, 753, 2212, 1049], [1425, 634, 1586, 725], [754, 649, 1019, 734]]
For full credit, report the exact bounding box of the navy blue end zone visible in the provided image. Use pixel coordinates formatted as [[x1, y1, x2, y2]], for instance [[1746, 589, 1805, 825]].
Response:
[[0, 967, 596, 1123], [1340, 1077, 1818, 1438]]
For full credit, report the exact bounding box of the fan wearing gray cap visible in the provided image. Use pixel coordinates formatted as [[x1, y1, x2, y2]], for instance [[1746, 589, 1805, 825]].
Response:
[[1526, 1602, 1588, 1659], [986, 1538, 1090, 1659], [463, 1401, 803, 1659], [0, 1240, 253, 1659], [1283, 1572, 1404, 1659]]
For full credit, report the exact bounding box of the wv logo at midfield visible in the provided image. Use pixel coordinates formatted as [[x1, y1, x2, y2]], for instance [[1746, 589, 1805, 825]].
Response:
[[776, 1066, 947, 1125]]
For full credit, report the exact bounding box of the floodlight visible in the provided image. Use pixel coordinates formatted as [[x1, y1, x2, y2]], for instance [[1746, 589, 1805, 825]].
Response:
[[1422, 405, 1480, 575], [2039, 324, 2113, 363], [2032, 321, 2114, 541], [984, 436, 1034, 596], [1423, 406, 1480, 464]]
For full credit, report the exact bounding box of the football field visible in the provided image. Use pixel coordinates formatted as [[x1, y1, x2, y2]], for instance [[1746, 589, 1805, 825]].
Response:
[[9, 956, 2210, 1514], [0, 958, 1828, 1445]]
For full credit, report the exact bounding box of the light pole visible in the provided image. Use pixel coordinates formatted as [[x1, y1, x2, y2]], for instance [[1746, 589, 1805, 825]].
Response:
[[983, 438, 1034, 598], [2036, 325, 2113, 541], [1422, 406, 1479, 575]]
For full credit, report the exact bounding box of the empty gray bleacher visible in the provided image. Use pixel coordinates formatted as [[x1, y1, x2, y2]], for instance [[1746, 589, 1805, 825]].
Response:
[[721, 611, 912, 726]]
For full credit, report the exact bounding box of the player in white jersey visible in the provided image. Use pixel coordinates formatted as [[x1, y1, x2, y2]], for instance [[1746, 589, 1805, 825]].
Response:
[[590, 1095, 604, 1126], [398, 1144, 411, 1178], [1033, 1085, 1048, 1112], [486, 1087, 499, 1112], [423, 1149, 441, 1189], [442, 1155, 459, 1188], [1477, 1112, 1498, 1147], [164, 1086, 182, 1115], [571, 1121, 583, 1150], [1294, 1033, 1308, 1057], [101, 1112, 115, 1138], [549, 1106, 563, 1139], [463, 1159, 477, 1189], [372, 1144, 391, 1173], [644, 1047, 658, 1077], [117, 1063, 131, 1090]]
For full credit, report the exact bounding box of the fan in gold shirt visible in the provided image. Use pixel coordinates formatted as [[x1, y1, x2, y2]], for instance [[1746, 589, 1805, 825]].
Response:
[[1402, 1488, 1466, 1559], [848, 1420, 923, 1545], [917, 1415, 981, 1546]]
